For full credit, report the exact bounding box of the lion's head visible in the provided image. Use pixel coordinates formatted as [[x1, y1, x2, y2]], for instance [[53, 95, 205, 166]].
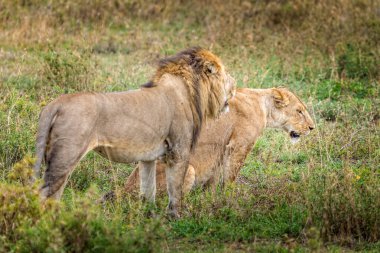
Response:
[[268, 88, 315, 143], [148, 47, 236, 146]]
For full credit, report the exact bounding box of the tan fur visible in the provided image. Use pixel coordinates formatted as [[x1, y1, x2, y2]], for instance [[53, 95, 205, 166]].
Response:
[[124, 87, 315, 194], [34, 47, 236, 218]]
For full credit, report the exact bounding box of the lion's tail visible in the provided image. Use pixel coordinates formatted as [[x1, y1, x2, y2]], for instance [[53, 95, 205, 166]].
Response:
[[34, 102, 60, 179]]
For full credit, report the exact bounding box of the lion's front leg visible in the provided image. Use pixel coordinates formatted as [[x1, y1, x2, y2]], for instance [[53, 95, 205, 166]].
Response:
[[223, 141, 253, 183], [165, 159, 188, 219], [219, 142, 233, 187], [139, 161, 157, 203]]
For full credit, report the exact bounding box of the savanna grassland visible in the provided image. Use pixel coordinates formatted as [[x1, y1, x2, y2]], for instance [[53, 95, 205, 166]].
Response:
[[0, 0, 379, 252]]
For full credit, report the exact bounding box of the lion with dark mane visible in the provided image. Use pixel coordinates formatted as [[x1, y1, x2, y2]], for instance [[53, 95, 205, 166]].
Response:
[[34, 47, 236, 217]]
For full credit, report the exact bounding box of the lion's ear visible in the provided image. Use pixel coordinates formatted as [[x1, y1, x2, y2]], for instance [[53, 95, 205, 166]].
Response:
[[272, 88, 289, 108], [205, 62, 217, 74]]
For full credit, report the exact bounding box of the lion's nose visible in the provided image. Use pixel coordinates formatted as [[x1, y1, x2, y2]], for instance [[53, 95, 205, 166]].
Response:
[[309, 126, 315, 131]]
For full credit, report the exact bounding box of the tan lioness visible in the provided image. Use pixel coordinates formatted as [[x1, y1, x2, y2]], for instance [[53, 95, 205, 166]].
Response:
[[34, 47, 236, 218], [124, 87, 315, 194]]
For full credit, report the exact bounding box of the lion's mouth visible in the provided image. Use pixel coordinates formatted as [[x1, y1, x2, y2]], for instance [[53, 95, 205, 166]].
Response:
[[290, 131, 300, 138], [290, 131, 300, 144]]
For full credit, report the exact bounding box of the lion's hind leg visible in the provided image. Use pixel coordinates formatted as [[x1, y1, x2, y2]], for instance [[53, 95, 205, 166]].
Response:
[[40, 139, 92, 200]]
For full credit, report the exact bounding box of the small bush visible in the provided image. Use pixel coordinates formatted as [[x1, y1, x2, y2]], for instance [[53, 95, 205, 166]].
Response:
[[304, 167, 380, 244], [0, 157, 42, 241], [338, 44, 379, 80], [0, 93, 39, 170], [316, 80, 342, 101], [315, 100, 340, 122], [0, 157, 164, 252], [346, 81, 377, 99], [41, 48, 96, 92]]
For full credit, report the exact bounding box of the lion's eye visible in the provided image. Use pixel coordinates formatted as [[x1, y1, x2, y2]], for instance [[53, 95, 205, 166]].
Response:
[[297, 110, 302, 114]]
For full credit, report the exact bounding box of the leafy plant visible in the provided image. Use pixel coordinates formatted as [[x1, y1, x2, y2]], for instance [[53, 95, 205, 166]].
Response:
[[338, 44, 379, 80], [41, 48, 96, 92]]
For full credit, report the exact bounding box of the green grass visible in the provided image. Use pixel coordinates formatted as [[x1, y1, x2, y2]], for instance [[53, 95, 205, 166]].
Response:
[[1, 0, 380, 252]]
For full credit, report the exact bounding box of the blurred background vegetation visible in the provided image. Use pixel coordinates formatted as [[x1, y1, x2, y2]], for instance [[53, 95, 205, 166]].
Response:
[[0, 0, 379, 252]]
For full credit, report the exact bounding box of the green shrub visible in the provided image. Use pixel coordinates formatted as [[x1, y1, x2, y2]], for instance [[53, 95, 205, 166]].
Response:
[[0, 157, 43, 241], [338, 44, 379, 80], [0, 93, 39, 171], [0, 157, 164, 252], [41, 48, 96, 92], [304, 167, 380, 243], [316, 80, 342, 101], [346, 81, 377, 99]]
